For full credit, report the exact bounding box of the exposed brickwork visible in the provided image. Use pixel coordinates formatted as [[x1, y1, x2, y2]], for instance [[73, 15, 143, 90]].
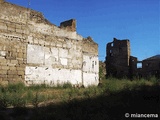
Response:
[[106, 38, 160, 78], [106, 38, 132, 77], [0, 1, 99, 87], [142, 55, 160, 78], [60, 19, 76, 32]]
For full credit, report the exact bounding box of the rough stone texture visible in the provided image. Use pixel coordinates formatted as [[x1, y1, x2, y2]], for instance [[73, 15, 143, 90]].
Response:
[[82, 36, 99, 86], [106, 38, 160, 78], [0, 0, 4, 3], [60, 19, 76, 32], [142, 55, 160, 78], [99, 61, 106, 79], [129, 56, 138, 77], [106, 38, 131, 77], [0, 1, 99, 87]]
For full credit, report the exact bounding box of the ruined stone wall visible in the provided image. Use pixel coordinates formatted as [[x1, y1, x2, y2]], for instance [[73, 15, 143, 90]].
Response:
[[0, 0, 4, 3], [106, 38, 131, 77], [105, 38, 160, 79], [129, 56, 138, 77], [0, 1, 99, 87], [142, 59, 160, 78], [0, 1, 28, 85], [60, 19, 76, 32], [82, 37, 99, 87]]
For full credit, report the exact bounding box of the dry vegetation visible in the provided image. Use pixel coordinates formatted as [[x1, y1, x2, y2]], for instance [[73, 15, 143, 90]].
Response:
[[0, 77, 159, 120]]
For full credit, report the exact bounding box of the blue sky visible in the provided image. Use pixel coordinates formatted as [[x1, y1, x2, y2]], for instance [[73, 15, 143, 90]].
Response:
[[7, 0, 160, 61]]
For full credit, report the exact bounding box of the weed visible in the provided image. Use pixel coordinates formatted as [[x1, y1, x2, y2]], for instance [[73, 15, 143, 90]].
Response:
[[62, 82, 72, 89], [32, 91, 45, 108], [29, 84, 47, 91], [32, 92, 40, 108], [25, 90, 34, 103], [148, 76, 159, 84], [0, 76, 158, 110], [7, 82, 26, 93], [0, 92, 11, 109], [10, 93, 26, 108]]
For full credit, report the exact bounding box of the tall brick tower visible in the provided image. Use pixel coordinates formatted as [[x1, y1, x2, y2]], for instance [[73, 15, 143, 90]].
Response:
[[106, 38, 131, 77]]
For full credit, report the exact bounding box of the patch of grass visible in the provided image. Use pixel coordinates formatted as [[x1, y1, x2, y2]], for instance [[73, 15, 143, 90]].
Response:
[[11, 94, 26, 108], [32, 92, 42, 108], [0, 77, 159, 109], [0, 92, 11, 109], [1, 82, 26, 93], [62, 82, 72, 89], [28, 83, 160, 120], [28, 84, 47, 91], [0, 77, 159, 119]]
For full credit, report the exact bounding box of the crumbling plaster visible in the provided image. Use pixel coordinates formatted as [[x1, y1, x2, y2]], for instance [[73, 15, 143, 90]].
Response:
[[0, 1, 99, 87]]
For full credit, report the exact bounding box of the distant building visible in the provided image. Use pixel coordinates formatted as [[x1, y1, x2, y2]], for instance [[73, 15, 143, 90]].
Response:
[[142, 55, 160, 78], [105, 38, 137, 78], [105, 38, 160, 78]]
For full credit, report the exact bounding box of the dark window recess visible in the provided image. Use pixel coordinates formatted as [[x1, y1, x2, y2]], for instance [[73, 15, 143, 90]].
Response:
[[146, 63, 150, 67], [119, 47, 122, 52], [83, 61, 86, 66], [92, 61, 94, 68], [109, 50, 113, 57]]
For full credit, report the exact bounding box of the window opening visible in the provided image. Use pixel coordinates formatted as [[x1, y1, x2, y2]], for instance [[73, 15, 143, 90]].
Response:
[[92, 61, 94, 68], [137, 63, 142, 68], [111, 43, 114, 47]]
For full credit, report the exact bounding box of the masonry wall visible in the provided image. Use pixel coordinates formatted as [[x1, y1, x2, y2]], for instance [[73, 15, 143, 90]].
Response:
[[129, 56, 138, 77], [82, 37, 99, 87], [106, 38, 130, 77], [142, 59, 160, 78], [0, 1, 99, 87]]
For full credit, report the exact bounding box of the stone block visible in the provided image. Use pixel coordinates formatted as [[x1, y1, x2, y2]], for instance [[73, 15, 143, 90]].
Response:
[[16, 28, 23, 33], [56, 41, 62, 47], [16, 24, 21, 29], [60, 58, 68, 65], [1, 66, 9, 70], [59, 48, 68, 58], [10, 60, 18, 64], [27, 44, 44, 64], [7, 70, 17, 75], [0, 70, 7, 75], [7, 74, 14, 78], [38, 40, 45, 45], [18, 70, 24, 75], [22, 29, 29, 35], [18, 59, 23, 64], [0, 23, 7, 30], [44, 41, 50, 46], [8, 26, 15, 32], [0, 51, 6, 57], [0, 58, 7, 63], [9, 66, 16, 70], [51, 42, 56, 46], [17, 52, 23, 58], [0, 81, 8, 86], [34, 39, 39, 44]]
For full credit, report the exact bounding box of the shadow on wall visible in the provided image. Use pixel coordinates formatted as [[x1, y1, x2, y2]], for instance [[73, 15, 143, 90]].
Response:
[[0, 85, 159, 120]]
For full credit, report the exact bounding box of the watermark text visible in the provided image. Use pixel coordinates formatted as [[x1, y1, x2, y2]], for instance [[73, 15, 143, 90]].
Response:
[[125, 113, 159, 119]]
